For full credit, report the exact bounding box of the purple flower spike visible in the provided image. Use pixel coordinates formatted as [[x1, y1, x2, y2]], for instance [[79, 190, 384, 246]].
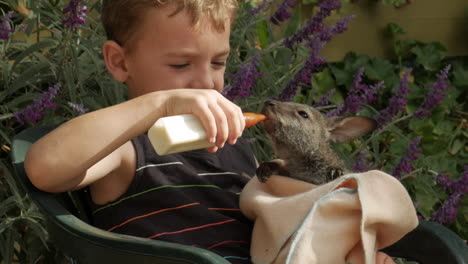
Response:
[[68, 102, 89, 115], [277, 37, 325, 101], [327, 68, 383, 117], [314, 89, 336, 107], [430, 192, 464, 224], [270, 0, 299, 25], [0, 11, 15, 40], [414, 65, 451, 119], [391, 136, 423, 179], [223, 55, 263, 102], [352, 151, 374, 172], [284, 0, 342, 49], [430, 166, 468, 224], [14, 84, 61, 125], [62, 0, 87, 31], [435, 169, 468, 195], [374, 68, 412, 128], [251, 1, 271, 15], [277, 15, 354, 102]]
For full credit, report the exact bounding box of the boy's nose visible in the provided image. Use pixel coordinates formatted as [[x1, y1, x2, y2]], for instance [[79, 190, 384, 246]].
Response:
[[190, 68, 215, 90]]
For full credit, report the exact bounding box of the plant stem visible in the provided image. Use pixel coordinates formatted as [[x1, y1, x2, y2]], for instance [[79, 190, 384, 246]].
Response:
[[0, 113, 14, 121], [400, 168, 439, 180], [351, 114, 413, 157]]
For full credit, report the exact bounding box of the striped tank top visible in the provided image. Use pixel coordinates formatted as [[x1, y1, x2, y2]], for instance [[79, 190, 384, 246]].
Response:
[[88, 133, 257, 263]]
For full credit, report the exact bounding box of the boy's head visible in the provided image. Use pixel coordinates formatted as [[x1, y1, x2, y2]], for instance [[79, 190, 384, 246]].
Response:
[[102, 0, 238, 51], [101, 0, 239, 98]]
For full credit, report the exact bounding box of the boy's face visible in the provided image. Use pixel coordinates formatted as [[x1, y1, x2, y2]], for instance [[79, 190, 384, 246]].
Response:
[[123, 5, 231, 98]]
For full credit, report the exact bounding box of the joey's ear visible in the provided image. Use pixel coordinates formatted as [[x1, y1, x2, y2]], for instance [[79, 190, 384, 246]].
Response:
[[327, 116, 377, 143], [102, 40, 129, 83]]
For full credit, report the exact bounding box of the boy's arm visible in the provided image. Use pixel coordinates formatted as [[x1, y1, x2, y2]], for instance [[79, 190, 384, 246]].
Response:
[[24, 92, 158, 193], [24, 89, 244, 193]]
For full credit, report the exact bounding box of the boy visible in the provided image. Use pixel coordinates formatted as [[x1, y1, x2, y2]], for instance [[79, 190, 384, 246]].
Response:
[[25, 0, 256, 262], [25, 1, 396, 263]]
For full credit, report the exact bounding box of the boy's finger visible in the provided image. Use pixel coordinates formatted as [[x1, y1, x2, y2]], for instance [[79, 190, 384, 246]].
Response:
[[376, 252, 396, 264], [209, 104, 229, 148], [217, 94, 244, 145], [223, 104, 243, 145], [206, 146, 218, 153], [192, 104, 217, 144]]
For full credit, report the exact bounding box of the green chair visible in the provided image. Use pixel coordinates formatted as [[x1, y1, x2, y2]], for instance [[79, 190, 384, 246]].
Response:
[[11, 126, 468, 264]]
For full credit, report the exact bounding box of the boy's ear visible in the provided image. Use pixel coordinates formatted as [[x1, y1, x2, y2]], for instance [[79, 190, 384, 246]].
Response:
[[102, 40, 129, 83], [327, 116, 377, 143]]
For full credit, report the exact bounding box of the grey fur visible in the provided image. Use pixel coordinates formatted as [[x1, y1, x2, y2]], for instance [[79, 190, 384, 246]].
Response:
[[257, 100, 376, 185]]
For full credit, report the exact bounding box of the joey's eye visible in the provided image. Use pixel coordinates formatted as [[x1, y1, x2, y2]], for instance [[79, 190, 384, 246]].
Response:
[[298, 111, 309, 119]]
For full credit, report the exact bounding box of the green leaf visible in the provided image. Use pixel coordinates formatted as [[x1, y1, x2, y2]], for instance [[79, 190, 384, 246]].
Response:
[[452, 64, 468, 87], [433, 120, 455, 136], [0, 161, 24, 203], [312, 68, 337, 97], [387, 23, 406, 36], [329, 64, 349, 86], [0, 126, 12, 144], [365, 58, 394, 81], [410, 43, 447, 71], [1, 60, 10, 85], [274, 47, 294, 66], [449, 138, 464, 155], [383, 0, 407, 7], [0, 229, 14, 264], [408, 173, 444, 218], [257, 21, 270, 49], [284, 5, 302, 39], [0, 196, 18, 217], [441, 85, 461, 109], [7, 92, 41, 109], [21, 216, 49, 249], [303, 0, 321, 4], [408, 117, 434, 136], [422, 154, 458, 176], [330, 53, 371, 87], [10, 39, 56, 74], [7, 62, 51, 95]]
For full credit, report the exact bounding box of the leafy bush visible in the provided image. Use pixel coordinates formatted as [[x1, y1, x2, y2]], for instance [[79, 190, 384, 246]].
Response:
[[0, 0, 466, 262], [229, 0, 467, 239]]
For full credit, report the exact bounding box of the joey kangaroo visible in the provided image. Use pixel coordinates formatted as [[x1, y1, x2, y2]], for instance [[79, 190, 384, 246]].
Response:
[[257, 99, 377, 185]]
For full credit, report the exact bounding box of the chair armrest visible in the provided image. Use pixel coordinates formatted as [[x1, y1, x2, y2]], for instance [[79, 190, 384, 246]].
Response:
[[383, 219, 468, 264], [12, 126, 231, 264]]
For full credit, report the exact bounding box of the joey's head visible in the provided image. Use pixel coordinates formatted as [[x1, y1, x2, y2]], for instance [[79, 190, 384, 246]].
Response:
[[261, 100, 377, 159]]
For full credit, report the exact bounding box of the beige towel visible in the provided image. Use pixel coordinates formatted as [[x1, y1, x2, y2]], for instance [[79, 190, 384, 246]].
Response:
[[239, 170, 418, 264]]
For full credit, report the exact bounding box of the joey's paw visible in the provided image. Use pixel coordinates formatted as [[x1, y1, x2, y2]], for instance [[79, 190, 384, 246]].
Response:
[[327, 167, 344, 182], [256, 163, 276, 183], [257, 173, 271, 183]]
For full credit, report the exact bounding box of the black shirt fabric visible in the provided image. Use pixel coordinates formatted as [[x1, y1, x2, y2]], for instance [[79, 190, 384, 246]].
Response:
[[88, 134, 257, 263]]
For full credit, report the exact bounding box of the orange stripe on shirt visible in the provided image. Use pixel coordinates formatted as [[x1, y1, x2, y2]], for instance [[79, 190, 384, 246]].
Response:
[[107, 203, 199, 232], [147, 219, 236, 239], [208, 208, 241, 211]]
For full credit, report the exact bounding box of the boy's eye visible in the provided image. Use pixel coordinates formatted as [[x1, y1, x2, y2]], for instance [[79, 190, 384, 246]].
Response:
[[212, 61, 226, 67], [170, 64, 189, 69]]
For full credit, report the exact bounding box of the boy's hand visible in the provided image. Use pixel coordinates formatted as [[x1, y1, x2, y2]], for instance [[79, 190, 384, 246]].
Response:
[[156, 89, 245, 151]]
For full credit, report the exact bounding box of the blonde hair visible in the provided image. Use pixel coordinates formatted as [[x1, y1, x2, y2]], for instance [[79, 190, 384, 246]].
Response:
[[101, 0, 238, 48]]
